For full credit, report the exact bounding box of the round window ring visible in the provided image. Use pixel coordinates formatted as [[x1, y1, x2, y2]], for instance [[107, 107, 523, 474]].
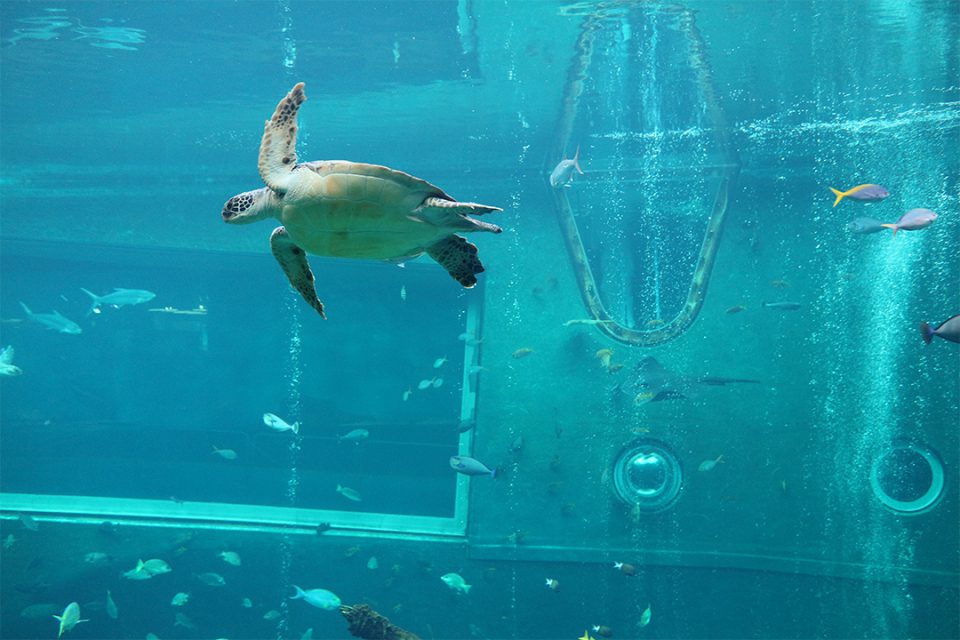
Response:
[[870, 441, 945, 516], [612, 439, 683, 512]]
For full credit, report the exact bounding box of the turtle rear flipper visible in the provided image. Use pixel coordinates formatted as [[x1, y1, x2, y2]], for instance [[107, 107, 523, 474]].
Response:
[[258, 82, 305, 193], [270, 227, 326, 319], [427, 235, 484, 288]]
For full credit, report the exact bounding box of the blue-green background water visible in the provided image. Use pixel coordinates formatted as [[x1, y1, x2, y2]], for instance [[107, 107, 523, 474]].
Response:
[[1, 1, 958, 639]]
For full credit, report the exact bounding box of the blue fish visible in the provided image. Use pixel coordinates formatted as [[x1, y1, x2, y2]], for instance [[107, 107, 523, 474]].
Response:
[[290, 585, 341, 610], [920, 314, 960, 345], [450, 455, 496, 478]]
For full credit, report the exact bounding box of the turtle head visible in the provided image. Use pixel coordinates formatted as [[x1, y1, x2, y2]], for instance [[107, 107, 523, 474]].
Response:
[[222, 187, 281, 224]]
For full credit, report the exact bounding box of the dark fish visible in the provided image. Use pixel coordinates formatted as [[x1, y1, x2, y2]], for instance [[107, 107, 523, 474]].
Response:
[[763, 301, 801, 311], [725, 305, 746, 314], [882, 208, 937, 236], [450, 455, 496, 478], [846, 217, 886, 234], [616, 357, 760, 405], [920, 314, 960, 344], [829, 184, 889, 207]]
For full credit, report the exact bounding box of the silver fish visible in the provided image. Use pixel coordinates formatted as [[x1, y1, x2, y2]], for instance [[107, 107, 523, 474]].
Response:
[[263, 412, 299, 434], [336, 484, 362, 501], [53, 602, 88, 638], [549, 146, 584, 188], [0, 346, 23, 376], [196, 572, 225, 586], [80, 288, 156, 315], [882, 208, 937, 236], [290, 585, 341, 610], [846, 217, 886, 234], [762, 301, 801, 311], [19, 302, 81, 334], [105, 590, 118, 620], [450, 455, 496, 478], [920, 313, 960, 344], [338, 428, 369, 443]]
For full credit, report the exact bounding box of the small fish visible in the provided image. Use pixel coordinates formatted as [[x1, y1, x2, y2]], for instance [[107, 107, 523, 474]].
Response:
[[698, 454, 724, 472], [367, 556, 379, 570], [171, 592, 190, 606], [646, 318, 665, 328], [846, 217, 886, 234], [196, 572, 226, 586], [174, 612, 197, 630], [763, 301, 801, 311], [592, 625, 613, 638], [290, 585, 341, 610], [402, 387, 413, 401], [450, 455, 497, 478], [596, 348, 613, 370], [725, 305, 746, 314], [241, 597, 253, 608], [829, 183, 889, 207], [53, 602, 88, 638], [80, 288, 156, 315], [512, 347, 534, 359], [467, 365, 488, 376], [219, 551, 241, 566], [613, 561, 636, 576], [769, 279, 790, 288], [20, 603, 59, 619], [263, 412, 300, 434], [123, 560, 153, 580], [920, 314, 960, 344], [212, 446, 237, 460], [264, 609, 282, 620], [301, 628, 314, 640], [433, 356, 448, 368], [432, 377, 444, 388], [83, 552, 110, 564], [417, 378, 435, 390], [563, 318, 615, 327], [440, 572, 472, 594], [882, 208, 937, 236], [3, 534, 16, 549], [639, 603, 652, 627], [0, 346, 23, 376], [545, 577, 560, 591], [336, 484, 362, 501], [458, 332, 483, 346], [399, 285, 407, 301], [344, 546, 362, 557], [579, 631, 596, 640], [549, 145, 584, 188], [142, 558, 171, 575], [338, 428, 369, 443], [19, 513, 39, 531], [105, 590, 118, 620], [19, 302, 82, 334]]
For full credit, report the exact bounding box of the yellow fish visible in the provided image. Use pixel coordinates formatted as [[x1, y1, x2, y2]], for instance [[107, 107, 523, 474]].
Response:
[[828, 184, 889, 207]]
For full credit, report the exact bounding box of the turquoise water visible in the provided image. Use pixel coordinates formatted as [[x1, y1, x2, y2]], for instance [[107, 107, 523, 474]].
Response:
[[1, 1, 958, 639]]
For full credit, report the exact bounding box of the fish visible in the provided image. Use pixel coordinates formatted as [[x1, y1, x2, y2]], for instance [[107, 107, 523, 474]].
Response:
[[639, 603, 652, 627], [19, 302, 82, 334], [142, 558, 171, 575], [920, 314, 960, 344], [549, 145, 584, 188], [763, 301, 801, 311], [146, 634, 160, 640], [563, 318, 615, 327], [450, 455, 497, 478], [336, 484, 362, 501], [219, 551, 241, 566], [0, 346, 23, 376], [263, 412, 299, 434], [264, 609, 282, 620], [212, 446, 238, 460], [545, 577, 560, 591], [418, 378, 435, 390], [174, 612, 197, 630], [698, 455, 724, 471], [367, 556, 379, 570], [241, 597, 253, 608], [53, 602, 88, 638], [399, 285, 407, 301], [829, 183, 889, 207], [123, 560, 153, 580], [578, 631, 596, 640], [80, 288, 156, 315], [846, 217, 886, 234], [197, 572, 225, 586], [769, 279, 790, 288], [512, 347, 534, 359], [725, 305, 746, 314], [171, 592, 190, 606], [290, 585, 341, 610], [458, 332, 482, 346], [433, 356, 448, 368], [105, 590, 118, 620], [19, 513, 39, 531], [616, 356, 760, 406], [440, 572, 472, 594], [84, 552, 111, 564], [20, 603, 59, 619], [3, 534, 16, 549], [596, 348, 613, 370], [301, 628, 314, 640], [338, 428, 369, 443], [402, 387, 413, 401], [882, 208, 937, 236], [613, 561, 636, 576], [432, 377, 444, 388], [592, 625, 613, 638]]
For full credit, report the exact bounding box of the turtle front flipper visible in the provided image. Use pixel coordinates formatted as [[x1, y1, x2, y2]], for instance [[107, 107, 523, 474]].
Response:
[[426, 235, 485, 288], [258, 82, 306, 194], [270, 226, 326, 319]]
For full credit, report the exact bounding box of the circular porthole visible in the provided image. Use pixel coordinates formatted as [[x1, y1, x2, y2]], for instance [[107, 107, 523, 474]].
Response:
[[613, 439, 683, 512], [870, 441, 945, 515]]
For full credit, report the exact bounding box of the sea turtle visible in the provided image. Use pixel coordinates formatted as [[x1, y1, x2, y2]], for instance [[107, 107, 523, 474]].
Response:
[[222, 82, 502, 318]]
